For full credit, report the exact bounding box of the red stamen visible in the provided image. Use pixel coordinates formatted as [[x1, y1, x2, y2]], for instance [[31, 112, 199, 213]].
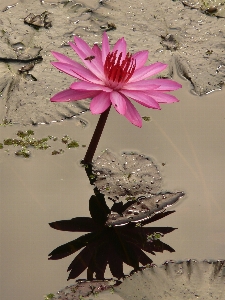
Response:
[[104, 51, 136, 88]]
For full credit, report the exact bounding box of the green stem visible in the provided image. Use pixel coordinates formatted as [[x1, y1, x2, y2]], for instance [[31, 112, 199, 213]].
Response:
[[82, 107, 111, 164]]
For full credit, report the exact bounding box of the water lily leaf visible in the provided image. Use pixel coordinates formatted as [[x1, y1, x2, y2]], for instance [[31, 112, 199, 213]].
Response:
[[49, 217, 99, 232], [0, 0, 92, 125], [114, 260, 225, 300], [141, 210, 175, 224], [93, 150, 162, 199], [48, 232, 100, 260], [106, 192, 184, 226], [51, 260, 225, 299], [52, 279, 117, 299]]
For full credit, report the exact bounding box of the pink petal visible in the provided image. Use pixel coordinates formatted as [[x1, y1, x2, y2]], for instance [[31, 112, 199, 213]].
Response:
[[51, 62, 102, 84], [112, 37, 127, 60], [91, 44, 105, 71], [120, 90, 161, 109], [129, 62, 167, 82], [123, 80, 160, 91], [50, 89, 98, 102], [123, 96, 142, 127], [110, 91, 127, 115], [51, 51, 79, 66], [102, 32, 110, 64], [74, 36, 94, 56], [69, 42, 104, 81], [132, 51, 149, 69], [146, 91, 179, 103], [70, 81, 112, 92], [92, 44, 102, 57], [90, 92, 111, 114], [147, 79, 182, 91]]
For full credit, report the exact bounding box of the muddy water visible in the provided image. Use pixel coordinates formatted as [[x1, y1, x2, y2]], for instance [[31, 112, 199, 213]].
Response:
[[1, 0, 225, 299], [1, 73, 225, 300]]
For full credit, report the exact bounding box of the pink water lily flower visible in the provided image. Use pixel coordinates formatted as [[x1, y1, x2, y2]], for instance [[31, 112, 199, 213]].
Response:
[[51, 33, 181, 127]]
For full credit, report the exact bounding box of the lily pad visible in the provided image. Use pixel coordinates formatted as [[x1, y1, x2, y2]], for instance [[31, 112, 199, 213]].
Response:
[[50, 260, 225, 299], [106, 192, 184, 226], [93, 150, 162, 200], [115, 259, 225, 300], [0, 0, 96, 125], [51, 279, 117, 300]]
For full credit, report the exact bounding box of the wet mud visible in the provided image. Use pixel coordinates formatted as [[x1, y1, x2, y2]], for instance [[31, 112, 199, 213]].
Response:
[[1, 0, 225, 125]]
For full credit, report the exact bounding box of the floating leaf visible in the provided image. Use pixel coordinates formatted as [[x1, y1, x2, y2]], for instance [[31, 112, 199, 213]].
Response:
[[93, 150, 162, 199], [106, 192, 184, 226], [51, 279, 117, 299], [51, 260, 225, 299], [114, 260, 225, 300]]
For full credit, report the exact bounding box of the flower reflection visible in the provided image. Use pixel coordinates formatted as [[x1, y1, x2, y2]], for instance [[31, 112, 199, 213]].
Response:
[[48, 193, 176, 280]]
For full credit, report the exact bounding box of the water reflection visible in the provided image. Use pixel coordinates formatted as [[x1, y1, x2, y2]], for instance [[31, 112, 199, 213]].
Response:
[[48, 163, 181, 281]]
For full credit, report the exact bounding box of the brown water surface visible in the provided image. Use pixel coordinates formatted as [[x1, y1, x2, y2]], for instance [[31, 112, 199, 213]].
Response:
[[0, 0, 225, 299], [1, 70, 225, 300]]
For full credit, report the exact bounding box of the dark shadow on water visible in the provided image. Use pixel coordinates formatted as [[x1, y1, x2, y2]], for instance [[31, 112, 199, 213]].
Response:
[[48, 164, 179, 281]]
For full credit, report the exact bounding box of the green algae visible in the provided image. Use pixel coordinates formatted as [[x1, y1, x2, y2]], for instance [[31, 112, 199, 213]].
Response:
[[1, 130, 81, 158], [44, 294, 55, 300]]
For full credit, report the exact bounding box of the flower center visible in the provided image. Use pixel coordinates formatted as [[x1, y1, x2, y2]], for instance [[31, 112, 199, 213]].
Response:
[[104, 50, 136, 89]]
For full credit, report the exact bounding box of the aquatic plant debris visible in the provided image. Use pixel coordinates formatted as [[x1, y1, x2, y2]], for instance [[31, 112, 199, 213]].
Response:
[[1, 130, 80, 157], [44, 294, 55, 300], [24, 11, 52, 29], [50, 32, 181, 127], [180, 0, 225, 17]]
